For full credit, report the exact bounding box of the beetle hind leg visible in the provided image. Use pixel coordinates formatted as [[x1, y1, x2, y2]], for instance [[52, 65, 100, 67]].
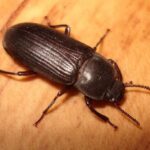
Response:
[[85, 96, 118, 130], [0, 70, 36, 76]]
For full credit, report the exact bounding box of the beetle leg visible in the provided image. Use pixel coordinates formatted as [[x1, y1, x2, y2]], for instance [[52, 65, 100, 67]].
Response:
[[44, 16, 71, 36], [93, 29, 110, 51], [85, 96, 118, 130], [49, 24, 71, 36], [0, 70, 36, 76], [108, 59, 123, 81], [34, 86, 69, 127]]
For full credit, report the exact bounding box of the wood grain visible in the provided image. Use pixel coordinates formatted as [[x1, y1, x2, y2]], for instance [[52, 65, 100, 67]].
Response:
[[0, 0, 150, 150]]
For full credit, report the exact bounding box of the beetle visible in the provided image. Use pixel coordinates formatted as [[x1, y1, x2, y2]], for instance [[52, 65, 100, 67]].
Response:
[[1, 19, 150, 129]]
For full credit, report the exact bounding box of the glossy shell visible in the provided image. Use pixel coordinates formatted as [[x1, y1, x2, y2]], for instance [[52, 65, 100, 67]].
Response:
[[3, 23, 93, 85]]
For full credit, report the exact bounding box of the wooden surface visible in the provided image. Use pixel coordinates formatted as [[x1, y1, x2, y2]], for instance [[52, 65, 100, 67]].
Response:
[[0, 0, 150, 150]]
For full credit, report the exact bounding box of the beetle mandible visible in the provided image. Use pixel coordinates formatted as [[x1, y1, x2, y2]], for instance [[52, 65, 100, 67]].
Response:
[[1, 18, 150, 129]]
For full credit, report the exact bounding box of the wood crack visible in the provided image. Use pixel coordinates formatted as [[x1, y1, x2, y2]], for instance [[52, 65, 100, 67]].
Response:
[[0, 0, 30, 34]]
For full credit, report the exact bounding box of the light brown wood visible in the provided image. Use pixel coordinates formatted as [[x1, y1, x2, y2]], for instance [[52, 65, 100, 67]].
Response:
[[0, 0, 150, 150]]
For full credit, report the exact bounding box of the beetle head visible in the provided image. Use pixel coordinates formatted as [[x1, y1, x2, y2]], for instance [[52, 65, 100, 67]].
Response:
[[105, 80, 125, 102], [105, 81, 150, 127]]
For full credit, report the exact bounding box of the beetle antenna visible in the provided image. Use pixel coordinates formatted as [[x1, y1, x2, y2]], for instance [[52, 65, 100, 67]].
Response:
[[124, 81, 150, 91], [114, 103, 140, 126]]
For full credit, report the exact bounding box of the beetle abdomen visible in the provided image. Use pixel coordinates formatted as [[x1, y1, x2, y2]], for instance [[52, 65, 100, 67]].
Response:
[[3, 23, 93, 85]]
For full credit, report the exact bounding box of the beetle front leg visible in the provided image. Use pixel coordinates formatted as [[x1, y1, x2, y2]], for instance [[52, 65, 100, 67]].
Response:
[[34, 86, 69, 127], [85, 96, 118, 130], [93, 29, 110, 51], [108, 59, 123, 81], [44, 16, 71, 36], [0, 70, 36, 76]]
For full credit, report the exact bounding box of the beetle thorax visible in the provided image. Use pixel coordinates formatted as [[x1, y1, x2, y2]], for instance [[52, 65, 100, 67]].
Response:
[[75, 54, 117, 100]]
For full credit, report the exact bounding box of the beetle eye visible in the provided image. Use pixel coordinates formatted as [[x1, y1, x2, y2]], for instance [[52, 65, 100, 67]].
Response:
[[111, 98, 115, 102], [106, 81, 125, 102]]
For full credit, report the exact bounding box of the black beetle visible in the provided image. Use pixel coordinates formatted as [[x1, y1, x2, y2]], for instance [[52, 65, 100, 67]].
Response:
[[1, 19, 150, 129]]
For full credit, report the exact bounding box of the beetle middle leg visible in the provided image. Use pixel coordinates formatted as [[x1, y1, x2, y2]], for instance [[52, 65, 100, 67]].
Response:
[[44, 16, 71, 36], [93, 29, 110, 51], [108, 59, 123, 81], [0, 70, 36, 76], [34, 86, 69, 127], [85, 96, 118, 129]]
